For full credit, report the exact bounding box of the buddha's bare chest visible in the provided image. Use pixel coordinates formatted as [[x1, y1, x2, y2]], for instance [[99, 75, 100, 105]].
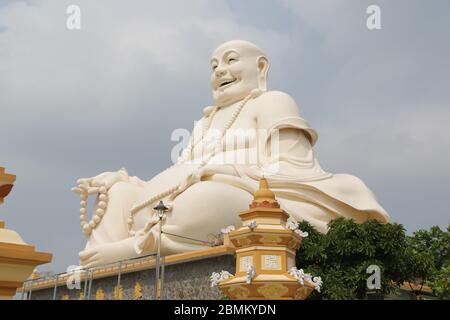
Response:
[[209, 102, 258, 131], [200, 104, 258, 148]]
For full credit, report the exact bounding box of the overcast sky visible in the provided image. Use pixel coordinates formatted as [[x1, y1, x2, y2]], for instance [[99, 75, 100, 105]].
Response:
[[1, 0, 449, 273]]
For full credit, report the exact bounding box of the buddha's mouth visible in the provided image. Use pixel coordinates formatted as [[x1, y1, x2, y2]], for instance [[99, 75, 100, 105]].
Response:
[[218, 78, 237, 89]]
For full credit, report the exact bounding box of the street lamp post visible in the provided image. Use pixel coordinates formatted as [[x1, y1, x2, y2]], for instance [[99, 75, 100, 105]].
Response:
[[153, 200, 168, 299]]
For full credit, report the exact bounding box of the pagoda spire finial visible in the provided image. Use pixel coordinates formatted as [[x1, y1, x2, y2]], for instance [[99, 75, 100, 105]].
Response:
[[250, 177, 280, 208]]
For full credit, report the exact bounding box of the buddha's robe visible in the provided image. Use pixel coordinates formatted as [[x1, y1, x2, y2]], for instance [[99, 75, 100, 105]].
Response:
[[85, 91, 390, 257]]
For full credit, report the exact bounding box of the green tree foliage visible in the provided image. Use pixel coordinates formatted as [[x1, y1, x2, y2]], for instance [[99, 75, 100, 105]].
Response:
[[409, 225, 450, 270], [296, 218, 448, 300], [428, 265, 450, 299], [408, 225, 450, 298]]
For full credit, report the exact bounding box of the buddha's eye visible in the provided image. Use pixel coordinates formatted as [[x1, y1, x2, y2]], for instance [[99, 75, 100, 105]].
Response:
[[212, 65, 218, 71], [228, 58, 238, 64]]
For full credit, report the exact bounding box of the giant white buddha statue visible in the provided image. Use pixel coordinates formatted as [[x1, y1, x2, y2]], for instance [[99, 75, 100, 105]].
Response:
[[73, 40, 390, 267]]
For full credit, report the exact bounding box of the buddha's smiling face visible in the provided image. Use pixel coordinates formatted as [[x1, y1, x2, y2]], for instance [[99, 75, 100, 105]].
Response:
[[210, 40, 268, 107]]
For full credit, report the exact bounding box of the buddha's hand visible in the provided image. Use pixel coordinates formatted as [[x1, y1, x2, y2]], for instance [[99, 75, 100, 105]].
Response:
[[174, 164, 239, 194], [72, 168, 129, 195], [79, 237, 137, 268]]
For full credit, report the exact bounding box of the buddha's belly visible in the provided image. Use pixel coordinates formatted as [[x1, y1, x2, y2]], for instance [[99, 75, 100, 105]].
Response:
[[130, 164, 193, 229], [131, 132, 259, 229]]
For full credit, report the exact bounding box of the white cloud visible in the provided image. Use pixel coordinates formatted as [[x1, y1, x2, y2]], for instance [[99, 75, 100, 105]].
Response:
[[278, 0, 450, 178], [0, 0, 291, 117], [315, 105, 450, 177]]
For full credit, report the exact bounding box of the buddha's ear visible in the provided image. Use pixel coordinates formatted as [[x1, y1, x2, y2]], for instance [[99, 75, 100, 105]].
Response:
[[257, 56, 269, 92]]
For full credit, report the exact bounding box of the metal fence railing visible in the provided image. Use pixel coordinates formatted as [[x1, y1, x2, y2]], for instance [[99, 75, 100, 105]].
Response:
[[20, 252, 161, 300], [19, 228, 218, 300]]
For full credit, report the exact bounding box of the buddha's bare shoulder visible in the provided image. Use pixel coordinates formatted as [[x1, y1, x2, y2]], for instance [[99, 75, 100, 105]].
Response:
[[254, 91, 301, 124]]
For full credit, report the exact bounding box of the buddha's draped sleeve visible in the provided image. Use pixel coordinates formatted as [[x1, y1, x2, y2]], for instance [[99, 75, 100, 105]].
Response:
[[252, 97, 330, 182], [236, 92, 389, 231], [256, 106, 389, 227]]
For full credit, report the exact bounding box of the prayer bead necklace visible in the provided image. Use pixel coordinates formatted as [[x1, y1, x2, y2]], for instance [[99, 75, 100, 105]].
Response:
[[127, 89, 262, 236]]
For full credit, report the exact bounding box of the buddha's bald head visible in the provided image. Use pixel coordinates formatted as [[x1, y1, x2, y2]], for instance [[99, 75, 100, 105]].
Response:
[[210, 40, 269, 107]]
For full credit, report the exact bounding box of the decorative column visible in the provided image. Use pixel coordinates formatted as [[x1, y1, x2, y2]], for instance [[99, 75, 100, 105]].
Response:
[[214, 178, 322, 300], [0, 167, 52, 299]]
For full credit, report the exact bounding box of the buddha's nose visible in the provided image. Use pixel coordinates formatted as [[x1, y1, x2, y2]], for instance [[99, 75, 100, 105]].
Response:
[[215, 68, 226, 77]]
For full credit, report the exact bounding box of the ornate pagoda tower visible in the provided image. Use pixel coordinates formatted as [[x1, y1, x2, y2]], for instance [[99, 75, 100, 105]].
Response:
[[0, 167, 52, 299], [216, 178, 321, 300]]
